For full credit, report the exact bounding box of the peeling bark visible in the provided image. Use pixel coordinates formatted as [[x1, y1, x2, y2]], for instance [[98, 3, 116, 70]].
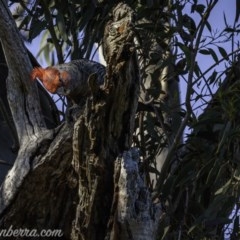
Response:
[[0, 1, 75, 237], [0, 1, 45, 140], [106, 148, 161, 240], [0, 0, 62, 224], [0, 0, 52, 219], [0, 2, 160, 240], [71, 4, 140, 239], [0, 124, 75, 235]]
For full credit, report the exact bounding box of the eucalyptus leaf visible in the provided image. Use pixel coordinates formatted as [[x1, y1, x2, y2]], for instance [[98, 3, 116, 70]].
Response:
[[218, 46, 229, 60], [56, 12, 68, 42]]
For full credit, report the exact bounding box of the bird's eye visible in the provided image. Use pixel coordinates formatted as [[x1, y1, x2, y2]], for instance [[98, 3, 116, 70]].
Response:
[[58, 72, 65, 86], [58, 71, 70, 87], [59, 77, 64, 86]]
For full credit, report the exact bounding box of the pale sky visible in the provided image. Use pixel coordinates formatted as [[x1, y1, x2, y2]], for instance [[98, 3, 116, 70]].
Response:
[[25, 1, 238, 117]]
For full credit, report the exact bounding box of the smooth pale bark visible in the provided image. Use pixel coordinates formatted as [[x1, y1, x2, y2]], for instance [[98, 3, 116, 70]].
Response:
[[136, 10, 181, 188]]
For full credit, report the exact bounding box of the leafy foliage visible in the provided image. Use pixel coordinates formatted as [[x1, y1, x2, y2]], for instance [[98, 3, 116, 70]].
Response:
[[4, 0, 240, 239], [160, 73, 240, 238]]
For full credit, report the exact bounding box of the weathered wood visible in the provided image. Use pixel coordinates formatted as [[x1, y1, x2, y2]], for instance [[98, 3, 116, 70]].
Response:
[[0, 124, 75, 234], [0, 3, 149, 240], [0, 1, 67, 236], [106, 148, 161, 240], [0, 43, 60, 184], [71, 3, 140, 240], [0, 0, 62, 221], [0, 0, 45, 141]]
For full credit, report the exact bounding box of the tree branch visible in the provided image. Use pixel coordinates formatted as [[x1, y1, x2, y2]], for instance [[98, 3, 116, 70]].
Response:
[[41, 0, 64, 63], [107, 148, 161, 240], [71, 3, 141, 239], [0, 0, 45, 142]]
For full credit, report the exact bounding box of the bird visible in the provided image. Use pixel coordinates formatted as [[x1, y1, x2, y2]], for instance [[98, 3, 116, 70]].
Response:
[[30, 59, 106, 103]]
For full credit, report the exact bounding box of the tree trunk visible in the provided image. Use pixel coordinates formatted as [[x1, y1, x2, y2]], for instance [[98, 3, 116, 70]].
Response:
[[0, 42, 60, 184], [70, 3, 146, 239], [0, 2, 159, 240], [106, 148, 161, 240]]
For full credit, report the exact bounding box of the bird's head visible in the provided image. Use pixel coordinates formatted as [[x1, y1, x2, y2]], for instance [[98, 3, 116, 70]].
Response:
[[30, 67, 70, 93]]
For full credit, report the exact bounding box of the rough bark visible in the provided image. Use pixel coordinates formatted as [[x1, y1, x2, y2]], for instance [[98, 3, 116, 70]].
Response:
[[0, 0, 49, 215], [0, 2, 69, 238], [0, 43, 60, 184], [0, 2, 159, 240], [0, 124, 75, 234], [0, 22, 75, 230], [0, 2, 45, 139], [106, 148, 161, 240], [71, 3, 140, 239]]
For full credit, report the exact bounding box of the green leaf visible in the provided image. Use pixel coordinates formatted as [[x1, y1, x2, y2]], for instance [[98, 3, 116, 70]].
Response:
[[176, 42, 192, 68], [205, 162, 217, 185], [205, 20, 212, 32], [182, 14, 196, 36], [223, 13, 228, 27], [199, 49, 210, 55], [161, 226, 170, 240], [192, 4, 205, 15], [218, 46, 229, 60], [175, 160, 195, 186], [208, 48, 218, 63], [216, 121, 231, 153], [200, 48, 219, 62], [214, 163, 227, 184], [29, 19, 47, 41], [195, 4, 205, 14], [188, 225, 196, 235], [208, 70, 218, 84], [224, 27, 235, 32], [194, 63, 200, 77], [215, 179, 231, 195], [56, 12, 68, 42]]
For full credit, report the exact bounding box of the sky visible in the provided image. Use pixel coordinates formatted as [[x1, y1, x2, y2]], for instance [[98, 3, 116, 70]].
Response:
[[21, 1, 240, 236], [23, 1, 239, 238], [179, 0, 237, 117], [24, 0, 238, 117], [198, 0, 236, 72], [26, 0, 237, 98]]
